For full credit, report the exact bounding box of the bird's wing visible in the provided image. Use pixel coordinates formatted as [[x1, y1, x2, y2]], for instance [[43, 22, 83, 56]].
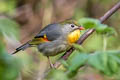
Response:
[[30, 23, 62, 45]]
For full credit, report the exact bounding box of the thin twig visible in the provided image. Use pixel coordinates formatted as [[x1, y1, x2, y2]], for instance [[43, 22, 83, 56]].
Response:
[[54, 2, 120, 68]]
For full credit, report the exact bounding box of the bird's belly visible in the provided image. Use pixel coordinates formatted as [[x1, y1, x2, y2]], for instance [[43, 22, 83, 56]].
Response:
[[37, 41, 70, 56]]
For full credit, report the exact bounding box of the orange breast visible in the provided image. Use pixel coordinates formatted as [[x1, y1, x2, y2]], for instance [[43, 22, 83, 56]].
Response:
[[67, 29, 80, 44]]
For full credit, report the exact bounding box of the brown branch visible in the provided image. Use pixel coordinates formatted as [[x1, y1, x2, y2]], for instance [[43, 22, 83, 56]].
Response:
[[54, 1, 120, 68]]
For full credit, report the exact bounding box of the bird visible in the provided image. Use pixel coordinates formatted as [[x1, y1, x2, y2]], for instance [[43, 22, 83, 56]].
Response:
[[12, 19, 84, 68]]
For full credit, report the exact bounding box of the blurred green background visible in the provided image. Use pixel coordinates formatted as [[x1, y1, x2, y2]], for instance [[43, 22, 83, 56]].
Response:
[[0, 0, 120, 80]]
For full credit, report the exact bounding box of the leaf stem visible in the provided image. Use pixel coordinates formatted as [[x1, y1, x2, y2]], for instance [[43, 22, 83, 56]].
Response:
[[103, 35, 107, 51]]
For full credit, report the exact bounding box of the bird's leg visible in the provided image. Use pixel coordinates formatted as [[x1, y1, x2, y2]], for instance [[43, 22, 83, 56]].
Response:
[[47, 56, 54, 68]]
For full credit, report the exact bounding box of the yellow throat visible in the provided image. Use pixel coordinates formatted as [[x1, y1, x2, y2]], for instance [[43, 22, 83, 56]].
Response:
[[67, 29, 80, 44]]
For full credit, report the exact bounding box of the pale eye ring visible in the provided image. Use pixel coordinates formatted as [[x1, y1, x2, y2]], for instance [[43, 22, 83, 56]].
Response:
[[71, 24, 74, 28]]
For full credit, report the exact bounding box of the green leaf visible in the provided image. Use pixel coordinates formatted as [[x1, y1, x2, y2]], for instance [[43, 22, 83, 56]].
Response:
[[0, 20, 20, 80], [95, 24, 107, 33], [78, 18, 100, 29], [95, 24, 116, 35], [67, 52, 88, 77], [108, 51, 120, 64], [78, 18, 116, 35], [100, 52, 108, 69], [0, 56, 20, 80], [0, 17, 20, 39], [0, 40, 5, 54], [88, 51, 120, 76], [0, 42, 21, 80], [108, 54, 119, 73], [99, 51, 112, 76], [88, 52, 105, 71]]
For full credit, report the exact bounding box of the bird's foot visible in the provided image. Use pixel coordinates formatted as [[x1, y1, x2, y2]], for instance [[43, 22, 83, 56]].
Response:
[[47, 56, 55, 69]]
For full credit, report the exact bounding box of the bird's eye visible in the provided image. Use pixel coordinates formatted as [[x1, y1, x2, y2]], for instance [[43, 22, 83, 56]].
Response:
[[71, 24, 74, 28]]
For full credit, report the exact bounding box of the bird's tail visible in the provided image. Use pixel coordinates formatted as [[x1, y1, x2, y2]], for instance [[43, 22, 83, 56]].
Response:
[[12, 41, 31, 54]]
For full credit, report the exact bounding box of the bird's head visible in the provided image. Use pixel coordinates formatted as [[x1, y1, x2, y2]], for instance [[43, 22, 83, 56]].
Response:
[[60, 19, 85, 43]]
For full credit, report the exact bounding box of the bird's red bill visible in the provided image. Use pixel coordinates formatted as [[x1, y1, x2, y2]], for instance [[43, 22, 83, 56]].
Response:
[[79, 26, 85, 30]]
